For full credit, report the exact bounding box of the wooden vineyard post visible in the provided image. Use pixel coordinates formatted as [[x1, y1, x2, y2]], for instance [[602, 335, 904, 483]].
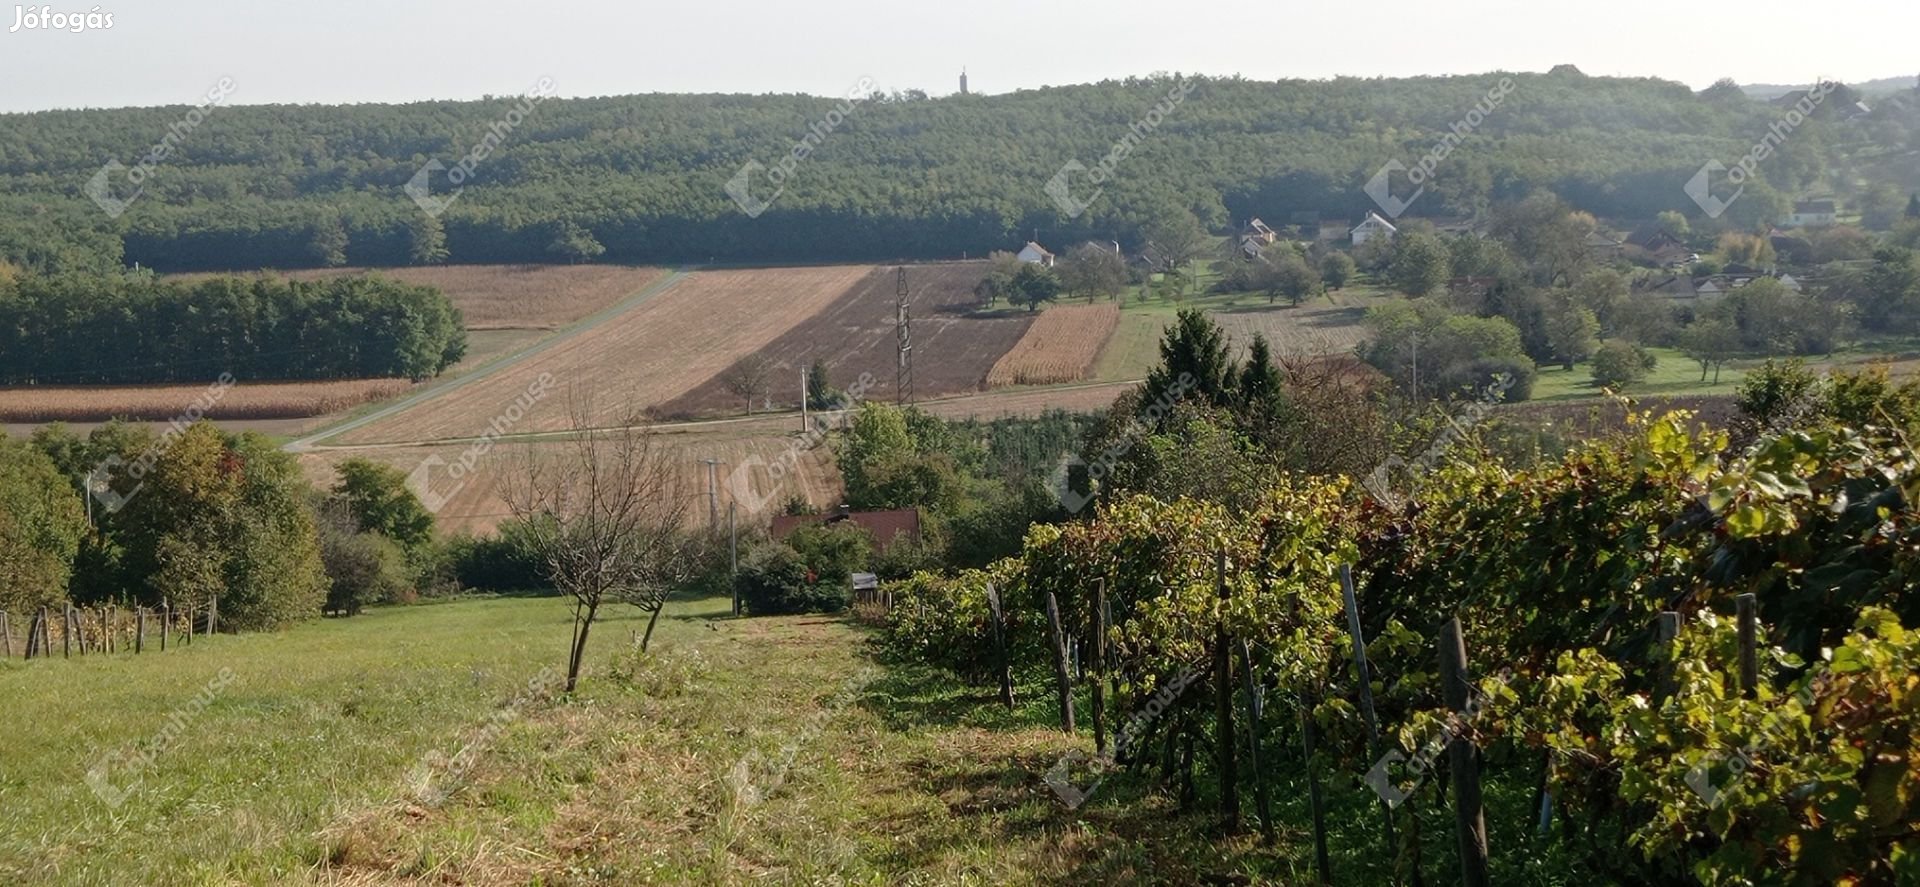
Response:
[[136, 607, 146, 654], [986, 583, 1014, 710], [1214, 549, 1240, 832], [0, 611, 10, 658], [209, 594, 218, 635], [24, 609, 41, 659], [1091, 578, 1108, 755], [1736, 594, 1758, 699], [1439, 617, 1490, 887], [1299, 694, 1332, 882], [1045, 592, 1075, 733], [1341, 564, 1398, 849], [1239, 640, 1279, 847], [107, 605, 116, 653], [161, 601, 171, 651]]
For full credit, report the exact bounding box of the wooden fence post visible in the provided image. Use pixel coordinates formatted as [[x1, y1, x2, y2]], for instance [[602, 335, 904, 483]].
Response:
[[1214, 550, 1240, 832], [161, 601, 171, 651], [185, 603, 194, 644], [24, 610, 40, 659], [136, 607, 146, 654], [1440, 616, 1491, 887], [0, 610, 10, 658], [1736, 594, 1758, 700], [1045, 592, 1075, 733], [1238, 640, 1279, 847], [1092, 578, 1109, 755], [986, 583, 1013, 709], [62, 606, 73, 659], [107, 605, 116, 653], [1341, 564, 1398, 849], [209, 594, 218, 635]]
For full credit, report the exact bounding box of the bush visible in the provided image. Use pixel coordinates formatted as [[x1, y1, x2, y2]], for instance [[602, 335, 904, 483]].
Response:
[[735, 543, 847, 615], [1590, 340, 1656, 388], [446, 517, 551, 591], [785, 522, 872, 584]]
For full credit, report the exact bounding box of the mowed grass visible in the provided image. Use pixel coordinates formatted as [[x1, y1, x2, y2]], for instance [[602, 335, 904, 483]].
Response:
[[0, 594, 577, 884]]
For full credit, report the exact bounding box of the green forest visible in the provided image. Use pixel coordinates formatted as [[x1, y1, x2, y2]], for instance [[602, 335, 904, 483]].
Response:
[[4, 71, 1916, 273]]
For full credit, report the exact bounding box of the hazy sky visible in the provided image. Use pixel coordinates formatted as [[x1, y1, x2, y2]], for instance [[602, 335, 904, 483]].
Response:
[[1, 0, 1914, 112]]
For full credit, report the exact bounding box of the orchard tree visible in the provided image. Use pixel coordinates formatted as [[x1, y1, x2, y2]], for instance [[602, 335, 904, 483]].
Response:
[[1590, 340, 1656, 388], [1256, 245, 1322, 305], [1544, 297, 1601, 370], [1009, 263, 1062, 311], [1058, 242, 1127, 302], [1320, 251, 1355, 291], [1388, 231, 1452, 296]]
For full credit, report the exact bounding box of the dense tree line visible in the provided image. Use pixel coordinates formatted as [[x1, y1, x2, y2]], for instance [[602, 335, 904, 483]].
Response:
[[0, 270, 465, 384], [0, 71, 1909, 273]]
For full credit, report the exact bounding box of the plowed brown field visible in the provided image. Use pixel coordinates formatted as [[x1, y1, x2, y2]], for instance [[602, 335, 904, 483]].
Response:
[[333, 266, 869, 444], [657, 263, 1033, 418]]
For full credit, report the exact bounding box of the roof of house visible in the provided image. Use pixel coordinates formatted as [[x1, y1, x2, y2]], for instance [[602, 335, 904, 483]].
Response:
[[1243, 218, 1275, 236], [1019, 241, 1053, 258], [1353, 212, 1398, 233], [770, 506, 922, 552]]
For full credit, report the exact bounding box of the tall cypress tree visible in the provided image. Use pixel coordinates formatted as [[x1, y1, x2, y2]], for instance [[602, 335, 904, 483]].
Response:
[[1143, 309, 1236, 418]]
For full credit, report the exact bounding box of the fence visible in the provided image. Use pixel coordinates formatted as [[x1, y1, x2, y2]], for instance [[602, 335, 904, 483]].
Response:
[[1, 597, 218, 661]]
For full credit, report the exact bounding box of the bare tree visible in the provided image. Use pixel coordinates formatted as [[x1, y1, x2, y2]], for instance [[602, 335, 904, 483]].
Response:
[[720, 355, 776, 415], [501, 393, 695, 692]]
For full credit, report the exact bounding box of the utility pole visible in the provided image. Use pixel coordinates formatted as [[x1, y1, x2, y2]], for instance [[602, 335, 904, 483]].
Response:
[[699, 459, 721, 530], [728, 502, 740, 616]]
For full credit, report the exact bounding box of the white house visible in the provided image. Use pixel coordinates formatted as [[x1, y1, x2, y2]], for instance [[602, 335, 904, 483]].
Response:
[[1351, 212, 1399, 247], [1017, 241, 1055, 267], [1784, 199, 1838, 228]]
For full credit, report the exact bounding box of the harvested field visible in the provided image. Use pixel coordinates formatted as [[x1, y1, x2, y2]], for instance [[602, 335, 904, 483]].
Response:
[[1210, 303, 1370, 361], [334, 266, 868, 444], [172, 264, 665, 330], [658, 262, 1033, 418], [985, 303, 1119, 387], [300, 430, 843, 536], [0, 378, 413, 423]]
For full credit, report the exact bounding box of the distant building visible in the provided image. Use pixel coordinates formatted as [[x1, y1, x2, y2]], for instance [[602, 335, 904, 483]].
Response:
[[1785, 199, 1838, 228], [1017, 241, 1055, 267], [1351, 211, 1399, 247], [959, 68, 969, 96], [1624, 226, 1696, 269], [1584, 230, 1625, 261]]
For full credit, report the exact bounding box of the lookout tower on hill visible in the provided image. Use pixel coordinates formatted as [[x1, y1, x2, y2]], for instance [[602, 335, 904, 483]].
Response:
[[959, 68, 969, 96]]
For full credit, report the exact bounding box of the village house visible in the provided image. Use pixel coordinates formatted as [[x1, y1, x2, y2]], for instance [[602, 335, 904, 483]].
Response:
[[1016, 241, 1055, 267], [1351, 211, 1398, 247], [1784, 199, 1838, 228]]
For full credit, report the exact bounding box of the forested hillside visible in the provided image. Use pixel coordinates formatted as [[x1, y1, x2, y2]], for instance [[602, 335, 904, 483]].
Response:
[[4, 70, 1914, 273]]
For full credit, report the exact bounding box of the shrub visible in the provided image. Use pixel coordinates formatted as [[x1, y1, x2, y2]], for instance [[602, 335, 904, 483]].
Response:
[[445, 517, 551, 591], [735, 543, 846, 615], [1590, 340, 1656, 388], [785, 522, 872, 585]]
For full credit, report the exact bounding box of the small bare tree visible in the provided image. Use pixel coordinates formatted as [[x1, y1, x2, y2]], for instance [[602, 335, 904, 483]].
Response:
[[720, 355, 776, 415], [501, 393, 693, 692]]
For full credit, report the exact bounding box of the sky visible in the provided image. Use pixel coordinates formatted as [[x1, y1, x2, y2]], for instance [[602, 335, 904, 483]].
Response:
[[0, 0, 1914, 112]]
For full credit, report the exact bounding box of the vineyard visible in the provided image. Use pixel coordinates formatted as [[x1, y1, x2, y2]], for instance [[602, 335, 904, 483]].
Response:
[[877, 407, 1920, 884], [986, 304, 1120, 388]]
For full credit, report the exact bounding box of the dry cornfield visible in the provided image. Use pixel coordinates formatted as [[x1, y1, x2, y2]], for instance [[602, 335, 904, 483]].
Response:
[[0, 379, 414, 423], [984, 303, 1120, 388]]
